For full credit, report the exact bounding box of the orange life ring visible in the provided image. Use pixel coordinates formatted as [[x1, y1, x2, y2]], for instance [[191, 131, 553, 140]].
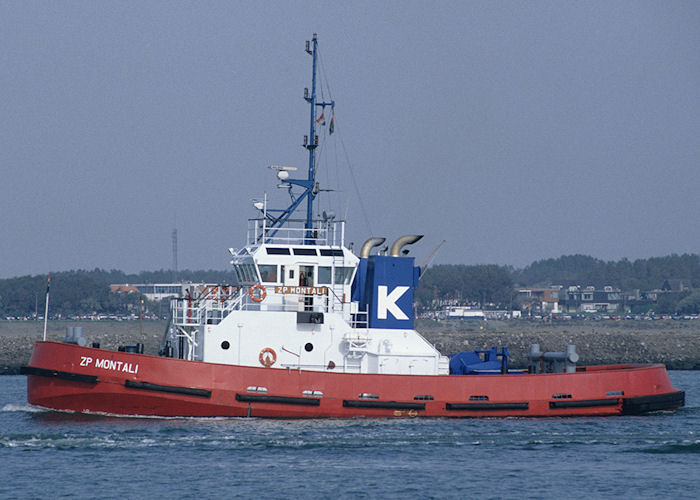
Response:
[[259, 347, 277, 367], [250, 284, 267, 302]]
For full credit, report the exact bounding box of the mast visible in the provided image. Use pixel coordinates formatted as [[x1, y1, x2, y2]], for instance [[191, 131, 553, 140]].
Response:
[[304, 34, 319, 233], [302, 33, 335, 240], [257, 34, 334, 242]]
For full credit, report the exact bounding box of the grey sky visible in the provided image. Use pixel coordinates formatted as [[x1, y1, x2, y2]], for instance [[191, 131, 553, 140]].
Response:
[[2, 1, 699, 278]]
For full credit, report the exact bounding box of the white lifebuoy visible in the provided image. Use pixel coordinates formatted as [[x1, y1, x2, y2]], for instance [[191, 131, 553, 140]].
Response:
[[249, 284, 267, 302], [259, 347, 277, 367]]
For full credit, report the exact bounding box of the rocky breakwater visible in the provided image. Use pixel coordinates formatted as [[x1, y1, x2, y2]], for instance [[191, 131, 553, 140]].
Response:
[[0, 321, 167, 375], [2, 318, 699, 375], [419, 319, 700, 370]]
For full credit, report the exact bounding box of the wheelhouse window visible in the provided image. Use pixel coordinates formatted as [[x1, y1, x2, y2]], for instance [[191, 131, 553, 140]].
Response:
[[317, 266, 353, 285], [318, 266, 332, 285], [241, 264, 252, 282], [334, 267, 354, 285], [233, 262, 257, 283], [266, 247, 290, 255], [293, 248, 317, 256], [232, 266, 242, 284], [319, 249, 344, 257], [259, 264, 279, 283]]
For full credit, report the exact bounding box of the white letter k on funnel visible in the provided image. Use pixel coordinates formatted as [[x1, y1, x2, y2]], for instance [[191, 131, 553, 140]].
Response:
[[377, 285, 409, 320]]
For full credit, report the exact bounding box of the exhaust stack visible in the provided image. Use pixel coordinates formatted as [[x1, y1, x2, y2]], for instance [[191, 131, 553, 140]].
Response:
[[389, 235, 423, 257], [360, 237, 386, 258]]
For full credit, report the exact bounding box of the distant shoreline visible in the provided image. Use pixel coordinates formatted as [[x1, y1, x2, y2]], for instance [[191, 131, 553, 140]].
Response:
[[2, 319, 699, 375]]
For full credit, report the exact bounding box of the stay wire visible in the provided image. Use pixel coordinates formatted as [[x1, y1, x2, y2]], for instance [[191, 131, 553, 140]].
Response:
[[317, 48, 372, 236], [339, 129, 374, 236], [315, 49, 336, 220]]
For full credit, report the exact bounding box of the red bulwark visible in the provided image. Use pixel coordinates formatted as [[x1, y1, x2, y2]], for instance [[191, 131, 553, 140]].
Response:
[[24, 341, 684, 418]]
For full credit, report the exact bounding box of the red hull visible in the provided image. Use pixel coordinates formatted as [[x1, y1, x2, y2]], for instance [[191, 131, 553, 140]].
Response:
[[24, 341, 684, 418]]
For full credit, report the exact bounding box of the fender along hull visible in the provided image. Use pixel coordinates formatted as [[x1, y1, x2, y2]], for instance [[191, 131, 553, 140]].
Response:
[[24, 341, 684, 418]]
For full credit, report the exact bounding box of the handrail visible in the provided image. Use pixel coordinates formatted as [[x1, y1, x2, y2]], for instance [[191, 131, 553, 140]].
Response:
[[171, 285, 367, 328], [171, 289, 245, 327], [247, 218, 345, 246]]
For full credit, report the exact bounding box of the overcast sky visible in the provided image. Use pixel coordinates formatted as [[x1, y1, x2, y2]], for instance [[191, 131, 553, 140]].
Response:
[[2, 1, 699, 278]]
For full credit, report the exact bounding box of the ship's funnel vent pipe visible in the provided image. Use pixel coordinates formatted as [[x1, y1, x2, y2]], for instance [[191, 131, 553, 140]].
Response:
[[360, 237, 386, 258], [390, 235, 423, 257]]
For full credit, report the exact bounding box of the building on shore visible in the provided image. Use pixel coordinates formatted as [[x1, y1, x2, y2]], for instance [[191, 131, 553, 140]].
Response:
[[517, 287, 562, 315], [110, 283, 236, 302], [559, 286, 624, 313]]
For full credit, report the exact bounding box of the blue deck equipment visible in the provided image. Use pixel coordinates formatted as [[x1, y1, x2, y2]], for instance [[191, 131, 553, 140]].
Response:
[[449, 347, 510, 375]]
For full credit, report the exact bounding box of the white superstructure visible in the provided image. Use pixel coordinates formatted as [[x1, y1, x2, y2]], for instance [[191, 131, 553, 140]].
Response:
[[167, 218, 448, 376]]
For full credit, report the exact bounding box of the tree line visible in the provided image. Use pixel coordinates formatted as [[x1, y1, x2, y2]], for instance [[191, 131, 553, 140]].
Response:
[[514, 253, 700, 290], [417, 253, 700, 314], [1, 253, 699, 317], [0, 269, 232, 318]]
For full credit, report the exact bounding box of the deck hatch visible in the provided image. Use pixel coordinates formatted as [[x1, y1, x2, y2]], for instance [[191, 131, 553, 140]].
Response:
[[235, 393, 321, 406], [124, 380, 212, 398]]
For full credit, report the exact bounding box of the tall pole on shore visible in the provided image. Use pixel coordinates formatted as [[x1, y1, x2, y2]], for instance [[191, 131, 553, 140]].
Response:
[[42, 275, 51, 341]]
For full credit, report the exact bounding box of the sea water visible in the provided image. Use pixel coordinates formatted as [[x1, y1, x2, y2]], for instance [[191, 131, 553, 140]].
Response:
[[1, 372, 698, 499]]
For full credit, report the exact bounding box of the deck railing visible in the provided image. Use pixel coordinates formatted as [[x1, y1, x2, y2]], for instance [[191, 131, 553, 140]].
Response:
[[171, 284, 363, 329], [246, 218, 345, 247]]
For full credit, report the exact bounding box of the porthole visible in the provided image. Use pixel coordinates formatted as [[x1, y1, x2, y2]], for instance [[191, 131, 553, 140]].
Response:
[[221, 341, 230, 350], [305, 342, 313, 352]]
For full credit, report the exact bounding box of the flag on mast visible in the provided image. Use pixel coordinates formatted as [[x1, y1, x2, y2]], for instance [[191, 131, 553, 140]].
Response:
[[316, 112, 325, 125], [329, 113, 335, 135]]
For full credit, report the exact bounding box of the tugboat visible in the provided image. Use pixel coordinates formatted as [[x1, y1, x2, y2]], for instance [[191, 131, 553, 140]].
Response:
[[23, 35, 684, 418]]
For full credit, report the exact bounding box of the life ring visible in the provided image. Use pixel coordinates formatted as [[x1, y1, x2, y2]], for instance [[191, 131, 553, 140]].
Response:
[[250, 284, 267, 302], [259, 347, 277, 367]]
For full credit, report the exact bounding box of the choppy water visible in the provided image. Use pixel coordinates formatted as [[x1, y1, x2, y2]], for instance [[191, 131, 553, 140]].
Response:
[[1, 372, 698, 499]]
